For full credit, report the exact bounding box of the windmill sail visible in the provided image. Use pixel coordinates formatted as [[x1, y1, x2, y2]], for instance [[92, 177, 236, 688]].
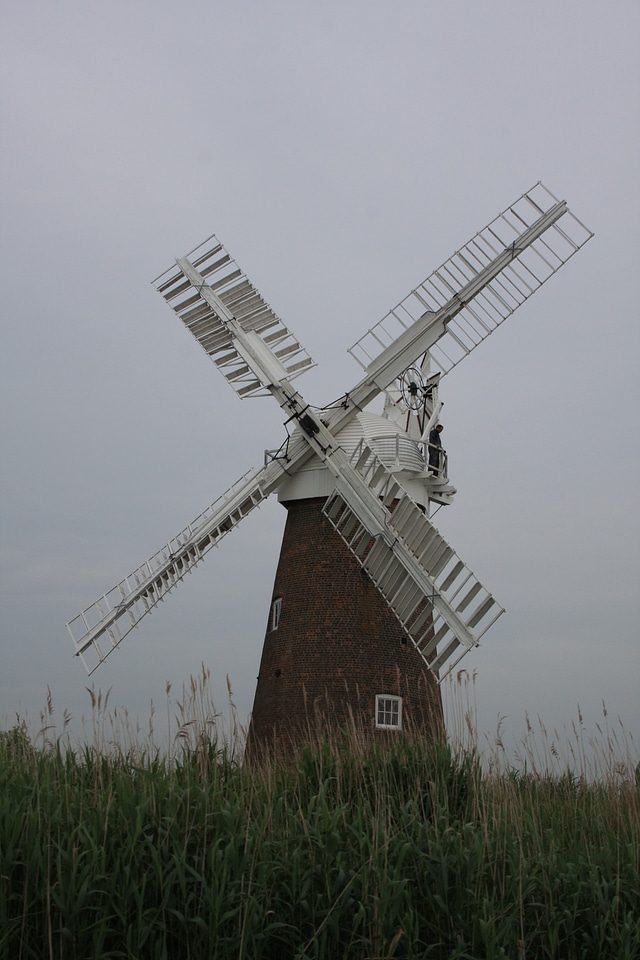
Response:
[[347, 182, 593, 388], [152, 236, 315, 399], [68, 464, 278, 673], [322, 441, 504, 681], [68, 424, 325, 675]]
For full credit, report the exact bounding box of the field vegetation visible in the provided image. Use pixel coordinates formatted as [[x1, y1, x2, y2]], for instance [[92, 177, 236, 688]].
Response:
[[1, 669, 638, 959]]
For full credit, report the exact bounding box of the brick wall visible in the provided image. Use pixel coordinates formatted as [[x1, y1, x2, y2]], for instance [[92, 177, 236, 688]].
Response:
[[248, 498, 444, 756]]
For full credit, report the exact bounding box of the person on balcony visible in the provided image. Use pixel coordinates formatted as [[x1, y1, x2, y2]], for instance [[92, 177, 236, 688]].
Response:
[[428, 424, 444, 476]]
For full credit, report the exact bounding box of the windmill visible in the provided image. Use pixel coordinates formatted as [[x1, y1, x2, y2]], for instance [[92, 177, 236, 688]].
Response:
[[67, 183, 592, 754]]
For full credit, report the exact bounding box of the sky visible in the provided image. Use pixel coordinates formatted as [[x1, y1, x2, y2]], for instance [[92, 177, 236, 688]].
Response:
[[1, 0, 638, 763]]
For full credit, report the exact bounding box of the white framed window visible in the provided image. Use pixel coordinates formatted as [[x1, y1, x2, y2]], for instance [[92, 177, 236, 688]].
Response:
[[375, 694, 402, 731], [271, 597, 282, 631]]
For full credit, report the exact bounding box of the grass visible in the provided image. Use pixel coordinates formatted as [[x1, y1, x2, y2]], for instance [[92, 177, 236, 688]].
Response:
[[0, 669, 638, 959]]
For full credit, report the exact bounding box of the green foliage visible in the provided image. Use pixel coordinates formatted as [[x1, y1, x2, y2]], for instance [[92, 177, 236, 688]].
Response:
[[1, 727, 638, 960]]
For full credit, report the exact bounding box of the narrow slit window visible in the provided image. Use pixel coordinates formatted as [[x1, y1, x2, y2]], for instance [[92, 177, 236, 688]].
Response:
[[375, 694, 402, 730], [271, 597, 282, 631]]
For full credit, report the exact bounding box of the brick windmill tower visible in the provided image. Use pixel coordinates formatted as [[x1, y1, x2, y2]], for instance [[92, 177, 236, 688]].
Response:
[[67, 183, 592, 754], [248, 389, 457, 751]]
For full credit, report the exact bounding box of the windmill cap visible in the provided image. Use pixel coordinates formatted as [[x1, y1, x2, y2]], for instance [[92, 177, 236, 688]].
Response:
[[278, 411, 427, 503]]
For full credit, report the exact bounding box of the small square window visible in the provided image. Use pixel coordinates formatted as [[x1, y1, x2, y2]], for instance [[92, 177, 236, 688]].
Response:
[[375, 694, 402, 731], [271, 597, 282, 631]]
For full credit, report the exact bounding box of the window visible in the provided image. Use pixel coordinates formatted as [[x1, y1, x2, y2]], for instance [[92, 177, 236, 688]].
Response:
[[375, 694, 402, 731], [271, 597, 282, 631]]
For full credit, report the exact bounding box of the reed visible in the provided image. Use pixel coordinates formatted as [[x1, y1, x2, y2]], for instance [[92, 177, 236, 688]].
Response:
[[1, 671, 638, 959]]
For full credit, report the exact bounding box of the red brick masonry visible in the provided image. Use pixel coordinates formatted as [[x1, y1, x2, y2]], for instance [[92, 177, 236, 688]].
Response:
[[248, 498, 444, 755]]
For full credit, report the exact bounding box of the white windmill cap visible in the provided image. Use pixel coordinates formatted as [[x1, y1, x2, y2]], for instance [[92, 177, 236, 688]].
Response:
[[277, 411, 426, 504]]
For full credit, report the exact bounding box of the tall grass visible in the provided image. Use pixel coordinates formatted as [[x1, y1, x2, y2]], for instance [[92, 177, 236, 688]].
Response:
[[445, 669, 639, 784], [1, 670, 638, 959]]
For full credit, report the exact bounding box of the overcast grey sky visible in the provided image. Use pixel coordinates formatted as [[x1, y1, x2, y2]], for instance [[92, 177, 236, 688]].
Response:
[[1, 0, 638, 760]]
